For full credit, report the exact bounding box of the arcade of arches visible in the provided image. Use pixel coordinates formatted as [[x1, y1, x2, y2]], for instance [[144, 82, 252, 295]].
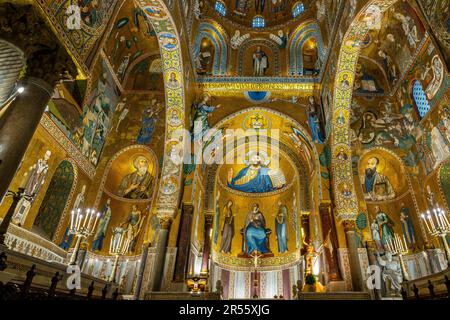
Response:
[[0, 0, 449, 300]]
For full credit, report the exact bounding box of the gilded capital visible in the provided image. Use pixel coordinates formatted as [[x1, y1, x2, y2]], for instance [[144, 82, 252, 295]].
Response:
[[343, 220, 356, 233], [159, 217, 173, 230]]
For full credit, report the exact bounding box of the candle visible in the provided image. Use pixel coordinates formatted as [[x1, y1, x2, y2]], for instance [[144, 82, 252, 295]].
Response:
[[440, 210, 450, 229], [87, 210, 94, 231], [421, 214, 432, 233], [77, 214, 83, 231], [396, 235, 402, 252], [70, 211, 75, 230], [76, 209, 81, 230], [387, 239, 394, 253], [403, 235, 408, 252], [91, 213, 100, 234], [433, 209, 443, 229], [82, 209, 90, 229], [110, 235, 114, 254], [427, 212, 436, 231]]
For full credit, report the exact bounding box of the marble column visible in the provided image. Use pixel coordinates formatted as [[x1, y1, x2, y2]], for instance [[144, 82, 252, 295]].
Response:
[[319, 203, 342, 281], [134, 242, 150, 299], [173, 204, 193, 282], [344, 220, 363, 291], [201, 213, 214, 275], [150, 217, 172, 292]]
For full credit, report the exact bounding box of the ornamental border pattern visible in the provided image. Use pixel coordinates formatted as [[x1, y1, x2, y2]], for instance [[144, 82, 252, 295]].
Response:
[[40, 113, 96, 178], [331, 0, 399, 221], [138, 0, 186, 217]]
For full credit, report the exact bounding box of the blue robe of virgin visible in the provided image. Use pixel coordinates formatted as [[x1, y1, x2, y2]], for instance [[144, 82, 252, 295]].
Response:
[[228, 166, 274, 193], [276, 207, 288, 253], [59, 226, 73, 250], [244, 211, 269, 255], [137, 110, 156, 145], [307, 111, 324, 143]]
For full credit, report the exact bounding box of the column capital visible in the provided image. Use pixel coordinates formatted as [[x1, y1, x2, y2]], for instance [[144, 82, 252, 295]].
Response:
[[343, 220, 356, 233], [159, 217, 173, 230], [204, 213, 214, 226], [0, 3, 77, 87], [182, 203, 194, 216]]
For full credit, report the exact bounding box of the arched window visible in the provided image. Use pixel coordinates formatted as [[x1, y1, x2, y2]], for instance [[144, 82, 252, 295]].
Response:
[[292, 2, 305, 18], [252, 15, 265, 29], [412, 80, 431, 118], [215, 1, 227, 16]]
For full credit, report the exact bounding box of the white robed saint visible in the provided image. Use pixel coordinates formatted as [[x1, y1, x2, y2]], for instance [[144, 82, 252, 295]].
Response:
[[253, 47, 268, 76]]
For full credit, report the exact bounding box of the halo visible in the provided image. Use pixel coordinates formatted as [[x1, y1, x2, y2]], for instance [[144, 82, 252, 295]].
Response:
[[245, 150, 270, 166], [131, 154, 152, 172], [201, 93, 212, 101], [365, 153, 386, 173]]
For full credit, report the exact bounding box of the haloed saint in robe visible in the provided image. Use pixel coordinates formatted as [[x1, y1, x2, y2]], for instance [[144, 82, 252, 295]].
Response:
[[118, 156, 153, 200], [243, 204, 270, 255], [276, 203, 288, 254], [219, 201, 234, 254], [228, 152, 286, 194]]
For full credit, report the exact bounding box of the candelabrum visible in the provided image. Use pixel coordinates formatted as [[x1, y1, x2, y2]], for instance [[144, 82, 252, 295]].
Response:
[[421, 206, 450, 265], [186, 275, 208, 294], [68, 209, 100, 265], [385, 233, 410, 281], [108, 227, 128, 283]]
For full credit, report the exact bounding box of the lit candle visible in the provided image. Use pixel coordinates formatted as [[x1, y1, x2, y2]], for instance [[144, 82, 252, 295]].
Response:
[[110, 235, 114, 254], [83, 209, 90, 229], [427, 211, 436, 231], [387, 238, 394, 253], [392, 236, 398, 252], [396, 234, 402, 252], [91, 213, 100, 234], [87, 210, 94, 231], [74, 211, 81, 232], [78, 214, 84, 231], [440, 209, 450, 229], [433, 209, 443, 229], [421, 214, 432, 233], [403, 235, 408, 252], [70, 211, 75, 230]]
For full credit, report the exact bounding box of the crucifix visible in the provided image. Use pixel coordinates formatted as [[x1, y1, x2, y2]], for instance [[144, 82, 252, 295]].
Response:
[[251, 250, 263, 299]]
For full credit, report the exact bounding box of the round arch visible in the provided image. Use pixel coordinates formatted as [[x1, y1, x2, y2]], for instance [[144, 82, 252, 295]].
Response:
[[200, 106, 323, 207]]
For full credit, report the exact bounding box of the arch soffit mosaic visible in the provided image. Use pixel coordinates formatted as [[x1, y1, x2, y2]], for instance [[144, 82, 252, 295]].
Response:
[[136, 0, 186, 217], [331, 0, 402, 221]]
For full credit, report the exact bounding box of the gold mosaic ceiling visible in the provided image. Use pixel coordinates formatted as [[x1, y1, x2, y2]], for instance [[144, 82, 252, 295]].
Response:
[[205, 0, 314, 29]]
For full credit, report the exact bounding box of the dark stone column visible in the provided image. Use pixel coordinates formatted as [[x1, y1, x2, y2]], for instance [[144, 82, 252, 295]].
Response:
[[151, 217, 172, 291], [0, 77, 54, 201], [319, 203, 342, 281], [173, 204, 193, 282], [301, 214, 310, 252], [134, 242, 150, 299], [201, 213, 214, 275], [0, 3, 76, 202], [344, 220, 363, 291]]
